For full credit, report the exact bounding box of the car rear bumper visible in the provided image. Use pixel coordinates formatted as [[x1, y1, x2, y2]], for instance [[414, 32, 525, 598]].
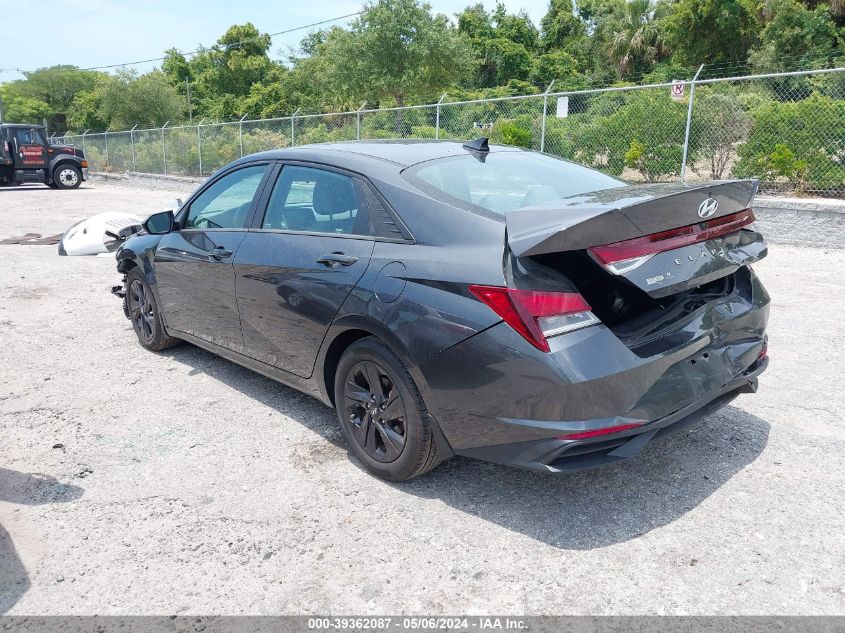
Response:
[[416, 269, 770, 471], [455, 356, 766, 472], [82, 167, 89, 181]]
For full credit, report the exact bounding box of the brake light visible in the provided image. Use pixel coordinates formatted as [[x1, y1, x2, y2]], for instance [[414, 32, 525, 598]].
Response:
[[589, 209, 756, 275], [81, 160, 88, 168], [468, 285, 598, 352], [758, 341, 768, 360], [3, 141, 8, 154], [556, 422, 642, 440]]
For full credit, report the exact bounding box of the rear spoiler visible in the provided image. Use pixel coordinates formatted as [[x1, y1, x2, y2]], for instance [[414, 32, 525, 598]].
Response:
[[506, 180, 758, 257]]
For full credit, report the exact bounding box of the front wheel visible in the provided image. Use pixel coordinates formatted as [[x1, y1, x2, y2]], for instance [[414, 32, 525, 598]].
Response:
[[334, 337, 441, 481], [125, 268, 180, 351], [53, 164, 82, 189]]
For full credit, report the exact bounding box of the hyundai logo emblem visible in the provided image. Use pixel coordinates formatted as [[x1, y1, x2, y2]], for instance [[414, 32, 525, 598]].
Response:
[[698, 198, 719, 219]]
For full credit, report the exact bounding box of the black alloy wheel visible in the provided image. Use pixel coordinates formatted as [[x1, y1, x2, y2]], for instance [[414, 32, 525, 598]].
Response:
[[343, 360, 407, 463], [334, 337, 441, 480], [124, 268, 180, 352], [128, 278, 155, 344]]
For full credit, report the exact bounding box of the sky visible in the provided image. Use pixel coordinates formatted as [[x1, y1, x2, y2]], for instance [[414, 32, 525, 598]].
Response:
[[0, 0, 551, 81]]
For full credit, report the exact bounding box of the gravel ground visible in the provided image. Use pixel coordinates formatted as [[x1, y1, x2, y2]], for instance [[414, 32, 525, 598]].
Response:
[[0, 182, 843, 616]]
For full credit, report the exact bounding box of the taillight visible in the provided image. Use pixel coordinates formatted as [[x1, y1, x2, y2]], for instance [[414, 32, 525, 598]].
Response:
[[2, 141, 8, 154], [556, 422, 642, 440], [758, 341, 768, 360], [81, 160, 88, 168], [589, 209, 756, 275], [468, 285, 598, 352]]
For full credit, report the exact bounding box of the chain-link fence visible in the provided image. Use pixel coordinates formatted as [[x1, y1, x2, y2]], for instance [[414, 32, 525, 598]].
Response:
[[53, 66, 845, 197]]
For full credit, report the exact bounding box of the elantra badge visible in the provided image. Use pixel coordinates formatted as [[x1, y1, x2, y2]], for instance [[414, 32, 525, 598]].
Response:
[[698, 198, 719, 218]]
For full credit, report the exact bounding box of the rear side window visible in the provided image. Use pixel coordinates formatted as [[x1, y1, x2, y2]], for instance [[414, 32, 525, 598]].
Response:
[[261, 165, 370, 236], [403, 152, 626, 217]]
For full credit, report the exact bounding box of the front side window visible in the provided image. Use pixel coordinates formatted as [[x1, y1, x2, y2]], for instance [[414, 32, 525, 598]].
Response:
[[185, 164, 268, 230], [261, 165, 369, 236], [13, 128, 42, 146], [403, 152, 627, 217]]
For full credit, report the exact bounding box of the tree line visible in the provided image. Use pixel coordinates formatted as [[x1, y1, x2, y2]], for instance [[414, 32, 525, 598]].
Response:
[[1, 0, 844, 134]]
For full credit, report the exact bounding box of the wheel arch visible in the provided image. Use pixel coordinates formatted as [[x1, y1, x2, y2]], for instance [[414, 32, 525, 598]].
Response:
[[319, 322, 455, 461], [318, 315, 420, 406], [49, 156, 84, 181], [321, 328, 374, 407]]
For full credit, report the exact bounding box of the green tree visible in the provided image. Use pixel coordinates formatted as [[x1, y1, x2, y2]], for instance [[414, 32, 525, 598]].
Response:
[[0, 85, 52, 124], [1, 65, 105, 131], [540, 0, 585, 51], [663, 0, 758, 66], [458, 3, 541, 87], [601, 0, 668, 77], [749, 0, 842, 69], [67, 88, 108, 131], [96, 70, 186, 129], [184, 23, 276, 119], [492, 4, 540, 51], [319, 0, 474, 123], [530, 50, 586, 88]]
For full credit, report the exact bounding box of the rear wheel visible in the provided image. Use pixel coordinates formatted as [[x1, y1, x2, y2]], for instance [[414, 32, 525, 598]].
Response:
[[53, 164, 82, 189], [125, 268, 180, 351], [334, 337, 440, 481]]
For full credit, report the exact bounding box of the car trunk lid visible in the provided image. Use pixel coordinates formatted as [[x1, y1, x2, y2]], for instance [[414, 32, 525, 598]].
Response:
[[506, 180, 766, 299]]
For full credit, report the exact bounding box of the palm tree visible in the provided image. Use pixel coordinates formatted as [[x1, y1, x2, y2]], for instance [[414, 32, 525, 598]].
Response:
[[605, 0, 667, 77]]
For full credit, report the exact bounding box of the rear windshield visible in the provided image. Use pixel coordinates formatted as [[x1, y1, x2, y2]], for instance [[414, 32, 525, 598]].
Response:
[[403, 151, 626, 217]]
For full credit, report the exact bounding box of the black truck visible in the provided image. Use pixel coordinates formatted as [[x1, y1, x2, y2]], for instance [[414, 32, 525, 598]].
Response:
[[0, 123, 88, 189]]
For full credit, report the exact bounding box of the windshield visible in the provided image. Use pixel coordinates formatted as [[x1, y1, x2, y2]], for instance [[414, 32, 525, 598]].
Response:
[[403, 151, 626, 217]]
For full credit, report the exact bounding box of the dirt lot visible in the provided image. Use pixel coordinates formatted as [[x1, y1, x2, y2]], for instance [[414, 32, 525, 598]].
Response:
[[0, 182, 843, 615]]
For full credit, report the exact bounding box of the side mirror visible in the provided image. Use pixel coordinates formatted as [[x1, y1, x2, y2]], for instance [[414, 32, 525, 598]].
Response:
[[143, 210, 174, 235]]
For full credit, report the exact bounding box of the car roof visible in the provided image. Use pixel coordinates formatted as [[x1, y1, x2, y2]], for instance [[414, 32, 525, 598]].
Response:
[[244, 139, 525, 169]]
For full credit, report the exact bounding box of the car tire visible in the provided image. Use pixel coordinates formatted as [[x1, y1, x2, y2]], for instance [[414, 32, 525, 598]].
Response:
[[52, 164, 82, 189], [125, 268, 180, 352], [334, 337, 441, 481], [48, 182, 59, 189]]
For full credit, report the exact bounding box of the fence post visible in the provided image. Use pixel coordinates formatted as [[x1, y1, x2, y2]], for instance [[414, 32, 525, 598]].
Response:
[[291, 109, 300, 147], [104, 128, 111, 169], [239, 114, 247, 157], [196, 119, 204, 177], [540, 80, 555, 153], [681, 65, 704, 183], [130, 125, 137, 172], [161, 121, 169, 175], [356, 102, 367, 141], [435, 93, 447, 140]]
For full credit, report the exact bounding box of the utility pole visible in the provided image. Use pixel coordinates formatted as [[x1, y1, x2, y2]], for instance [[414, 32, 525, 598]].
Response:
[[0, 92, 5, 123], [186, 78, 192, 123]]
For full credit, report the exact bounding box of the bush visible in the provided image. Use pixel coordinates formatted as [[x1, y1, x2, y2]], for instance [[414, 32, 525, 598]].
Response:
[[734, 94, 845, 194], [543, 89, 689, 181]]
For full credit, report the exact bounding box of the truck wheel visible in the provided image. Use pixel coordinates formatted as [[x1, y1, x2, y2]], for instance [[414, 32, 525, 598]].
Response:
[[53, 165, 82, 189]]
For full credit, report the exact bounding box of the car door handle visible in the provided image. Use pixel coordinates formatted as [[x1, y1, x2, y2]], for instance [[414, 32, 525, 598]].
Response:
[[208, 246, 233, 260], [317, 252, 358, 267]]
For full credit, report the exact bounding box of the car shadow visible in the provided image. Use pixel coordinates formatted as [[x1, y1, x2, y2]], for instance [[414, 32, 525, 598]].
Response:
[[162, 344, 769, 550], [163, 344, 347, 449], [0, 469, 84, 614], [397, 406, 769, 549]]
